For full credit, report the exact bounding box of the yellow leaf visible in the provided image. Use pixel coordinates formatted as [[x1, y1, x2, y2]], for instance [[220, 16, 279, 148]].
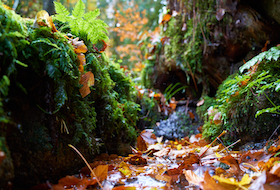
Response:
[[34, 10, 58, 32], [177, 144, 182, 150], [215, 152, 223, 158], [212, 173, 252, 187], [118, 161, 132, 177]]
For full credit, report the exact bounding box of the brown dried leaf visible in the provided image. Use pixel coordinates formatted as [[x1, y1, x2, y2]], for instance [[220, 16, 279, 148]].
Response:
[[219, 155, 241, 177], [136, 129, 157, 151]]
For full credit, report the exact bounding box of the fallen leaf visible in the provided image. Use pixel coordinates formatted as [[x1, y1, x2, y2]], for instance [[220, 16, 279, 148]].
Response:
[[77, 53, 86, 72], [112, 186, 136, 190], [270, 162, 280, 177], [248, 171, 267, 190], [136, 129, 157, 151], [161, 14, 172, 24], [219, 155, 241, 177], [188, 111, 195, 120], [196, 99, 204, 107], [118, 161, 132, 177], [58, 175, 80, 188], [79, 71, 95, 98], [213, 112, 222, 125], [93, 164, 108, 181], [183, 169, 203, 186], [34, 10, 58, 33], [200, 170, 229, 190], [212, 173, 252, 187]]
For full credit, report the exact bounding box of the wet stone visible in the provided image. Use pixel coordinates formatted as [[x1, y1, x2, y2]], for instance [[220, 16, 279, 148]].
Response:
[[153, 105, 202, 140]]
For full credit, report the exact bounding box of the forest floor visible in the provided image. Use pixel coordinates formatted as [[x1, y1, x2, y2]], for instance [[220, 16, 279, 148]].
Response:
[[30, 103, 280, 190]]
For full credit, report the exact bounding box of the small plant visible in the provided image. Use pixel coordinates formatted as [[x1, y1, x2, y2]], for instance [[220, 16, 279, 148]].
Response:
[[53, 0, 109, 44], [163, 82, 188, 103]]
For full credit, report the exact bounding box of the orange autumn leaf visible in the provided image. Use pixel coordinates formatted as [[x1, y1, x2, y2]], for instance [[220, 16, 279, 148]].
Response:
[[58, 175, 80, 187], [188, 111, 195, 120], [92, 164, 108, 182], [161, 14, 172, 24], [112, 186, 136, 190], [77, 53, 86, 72], [199, 170, 229, 190], [79, 71, 95, 98], [74, 44, 88, 54], [169, 97, 177, 111]]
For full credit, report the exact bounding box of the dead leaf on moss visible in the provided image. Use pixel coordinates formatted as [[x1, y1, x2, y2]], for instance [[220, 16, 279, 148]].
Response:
[[196, 99, 204, 107], [33, 10, 58, 33], [79, 71, 95, 98]]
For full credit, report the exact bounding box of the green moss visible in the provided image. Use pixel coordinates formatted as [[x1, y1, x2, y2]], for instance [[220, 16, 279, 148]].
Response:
[[201, 45, 280, 145], [0, 1, 139, 155]]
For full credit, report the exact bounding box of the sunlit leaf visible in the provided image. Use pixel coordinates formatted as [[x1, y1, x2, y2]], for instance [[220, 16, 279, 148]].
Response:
[[200, 171, 229, 190], [184, 170, 203, 186], [34, 10, 58, 33], [118, 161, 132, 177], [212, 173, 252, 187]]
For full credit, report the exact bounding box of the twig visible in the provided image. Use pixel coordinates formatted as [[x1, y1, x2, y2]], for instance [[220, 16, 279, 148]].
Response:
[[218, 139, 241, 154], [199, 130, 227, 159], [267, 124, 280, 143], [217, 137, 230, 155], [68, 144, 103, 189]]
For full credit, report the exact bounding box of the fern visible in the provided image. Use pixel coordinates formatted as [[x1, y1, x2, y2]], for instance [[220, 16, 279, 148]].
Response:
[[239, 46, 280, 73], [53, 0, 109, 44]]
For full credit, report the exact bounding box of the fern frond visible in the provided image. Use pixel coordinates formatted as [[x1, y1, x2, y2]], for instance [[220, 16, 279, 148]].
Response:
[[240, 46, 280, 73], [72, 0, 85, 18], [53, 2, 70, 22], [84, 9, 100, 22], [31, 38, 61, 50]]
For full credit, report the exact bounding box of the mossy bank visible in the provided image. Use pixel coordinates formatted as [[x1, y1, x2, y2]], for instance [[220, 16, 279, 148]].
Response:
[[0, 1, 139, 188]]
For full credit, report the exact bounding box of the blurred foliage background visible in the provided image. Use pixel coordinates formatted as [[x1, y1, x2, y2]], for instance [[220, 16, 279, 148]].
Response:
[[3, 0, 165, 81]]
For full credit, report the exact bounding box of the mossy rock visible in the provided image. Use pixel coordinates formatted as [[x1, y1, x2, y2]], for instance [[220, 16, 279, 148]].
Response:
[[201, 46, 280, 146], [0, 3, 139, 188]]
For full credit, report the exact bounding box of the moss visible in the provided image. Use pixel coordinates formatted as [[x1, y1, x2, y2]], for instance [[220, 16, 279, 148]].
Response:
[[201, 45, 280, 145], [0, 2, 140, 187]]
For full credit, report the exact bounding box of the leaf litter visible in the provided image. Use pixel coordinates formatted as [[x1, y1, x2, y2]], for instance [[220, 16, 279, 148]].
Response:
[[29, 129, 280, 190]]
